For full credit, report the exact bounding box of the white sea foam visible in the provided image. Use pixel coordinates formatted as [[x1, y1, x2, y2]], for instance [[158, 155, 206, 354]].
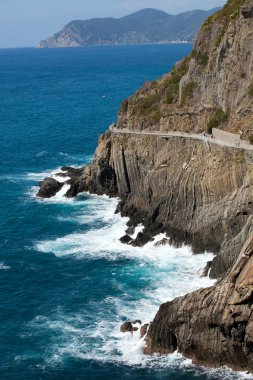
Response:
[[0, 262, 10, 270], [36, 151, 48, 157], [32, 194, 253, 379]]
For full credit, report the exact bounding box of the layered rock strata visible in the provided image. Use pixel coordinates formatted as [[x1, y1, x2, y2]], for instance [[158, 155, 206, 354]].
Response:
[[145, 232, 253, 371]]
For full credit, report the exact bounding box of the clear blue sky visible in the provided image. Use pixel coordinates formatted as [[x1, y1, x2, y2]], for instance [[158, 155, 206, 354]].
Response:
[[0, 0, 226, 48]]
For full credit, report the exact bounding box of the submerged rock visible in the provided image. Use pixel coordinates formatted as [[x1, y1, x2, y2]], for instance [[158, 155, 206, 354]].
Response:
[[37, 178, 63, 198]]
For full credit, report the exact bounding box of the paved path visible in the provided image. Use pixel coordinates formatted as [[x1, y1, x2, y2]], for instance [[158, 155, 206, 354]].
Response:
[[109, 126, 253, 152]]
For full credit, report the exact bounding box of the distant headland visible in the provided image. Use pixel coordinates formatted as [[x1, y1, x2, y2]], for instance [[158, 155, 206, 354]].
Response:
[[38, 7, 220, 48]]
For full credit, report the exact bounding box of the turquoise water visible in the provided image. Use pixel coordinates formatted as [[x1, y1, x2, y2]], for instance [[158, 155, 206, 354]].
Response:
[[0, 45, 249, 380]]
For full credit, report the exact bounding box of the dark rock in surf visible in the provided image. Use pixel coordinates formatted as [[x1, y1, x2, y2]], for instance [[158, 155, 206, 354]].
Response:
[[120, 322, 133, 333], [37, 178, 63, 198], [140, 323, 149, 338], [120, 235, 133, 244], [155, 238, 170, 247]]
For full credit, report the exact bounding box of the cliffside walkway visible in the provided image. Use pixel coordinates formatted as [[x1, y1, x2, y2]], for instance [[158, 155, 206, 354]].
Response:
[[109, 126, 253, 152]]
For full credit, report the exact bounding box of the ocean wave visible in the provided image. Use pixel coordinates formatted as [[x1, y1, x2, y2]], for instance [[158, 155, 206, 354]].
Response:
[[31, 194, 252, 379]]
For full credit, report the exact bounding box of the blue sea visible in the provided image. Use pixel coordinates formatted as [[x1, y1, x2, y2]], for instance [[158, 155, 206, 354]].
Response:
[[0, 45, 250, 380]]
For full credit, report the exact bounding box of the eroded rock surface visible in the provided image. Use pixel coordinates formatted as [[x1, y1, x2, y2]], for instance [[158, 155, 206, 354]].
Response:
[[145, 233, 253, 372]]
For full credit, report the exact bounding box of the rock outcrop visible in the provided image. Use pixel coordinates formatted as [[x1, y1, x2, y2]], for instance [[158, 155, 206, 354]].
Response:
[[37, 178, 63, 198], [65, 132, 118, 198], [145, 232, 253, 371]]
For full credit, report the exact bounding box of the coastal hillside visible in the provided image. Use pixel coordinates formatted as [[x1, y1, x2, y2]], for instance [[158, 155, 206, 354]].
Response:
[[37, 0, 253, 371], [38, 8, 219, 48]]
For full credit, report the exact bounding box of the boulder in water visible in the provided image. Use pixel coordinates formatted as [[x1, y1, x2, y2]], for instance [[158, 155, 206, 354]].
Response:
[[37, 178, 63, 198], [120, 322, 133, 333]]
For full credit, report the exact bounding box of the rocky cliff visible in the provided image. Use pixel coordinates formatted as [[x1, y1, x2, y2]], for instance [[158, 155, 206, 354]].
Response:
[[145, 232, 253, 372], [37, 0, 253, 370], [38, 8, 219, 48]]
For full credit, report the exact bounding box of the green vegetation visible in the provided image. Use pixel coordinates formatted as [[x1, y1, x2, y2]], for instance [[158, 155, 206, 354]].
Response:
[[249, 135, 253, 145], [191, 49, 209, 66], [162, 57, 190, 104], [165, 91, 174, 105], [248, 83, 253, 97], [207, 107, 228, 134], [202, 0, 245, 49], [151, 80, 158, 89], [181, 82, 197, 105], [152, 110, 162, 123]]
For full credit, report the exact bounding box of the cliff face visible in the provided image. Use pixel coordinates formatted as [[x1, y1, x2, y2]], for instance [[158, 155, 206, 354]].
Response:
[[145, 232, 253, 371], [118, 0, 253, 140], [37, 0, 253, 371], [109, 133, 253, 278]]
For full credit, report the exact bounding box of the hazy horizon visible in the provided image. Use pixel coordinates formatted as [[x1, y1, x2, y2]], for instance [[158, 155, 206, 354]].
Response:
[[0, 0, 226, 49]]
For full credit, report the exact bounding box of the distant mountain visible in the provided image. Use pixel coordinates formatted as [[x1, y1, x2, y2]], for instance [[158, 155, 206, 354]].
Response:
[[38, 8, 220, 48]]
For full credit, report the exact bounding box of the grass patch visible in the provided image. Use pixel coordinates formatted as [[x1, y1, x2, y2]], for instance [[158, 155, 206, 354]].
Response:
[[181, 82, 197, 105], [162, 56, 191, 104], [191, 50, 209, 66], [248, 83, 253, 97]]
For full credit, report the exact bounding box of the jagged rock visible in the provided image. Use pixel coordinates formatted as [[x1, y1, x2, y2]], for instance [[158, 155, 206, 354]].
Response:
[[66, 133, 118, 198], [120, 322, 133, 333], [241, 0, 253, 18], [155, 238, 170, 247], [120, 235, 133, 244], [131, 232, 154, 247], [144, 233, 253, 371], [125, 226, 135, 235], [198, 260, 213, 278], [37, 178, 63, 198], [140, 323, 149, 338]]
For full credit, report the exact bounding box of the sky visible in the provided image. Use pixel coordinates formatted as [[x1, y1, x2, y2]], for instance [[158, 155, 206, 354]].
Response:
[[0, 0, 227, 48]]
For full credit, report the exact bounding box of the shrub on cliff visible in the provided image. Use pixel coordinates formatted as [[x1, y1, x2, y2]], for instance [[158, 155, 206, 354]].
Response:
[[249, 134, 253, 145], [181, 82, 197, 105], [248, 83, 253, 97], [207, 107, 227, 134]]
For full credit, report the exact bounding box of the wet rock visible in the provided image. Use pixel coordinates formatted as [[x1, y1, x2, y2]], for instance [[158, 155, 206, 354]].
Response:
[[155, 238, 170, 247], [198, 260, 212, 278], [140, 324, 149, 338], [37, 178, 63, 198], [120, 322, 133, 333], [131, 231, 154, 247], [120, 235, 133, 244], [125, 226, 135, 235]]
